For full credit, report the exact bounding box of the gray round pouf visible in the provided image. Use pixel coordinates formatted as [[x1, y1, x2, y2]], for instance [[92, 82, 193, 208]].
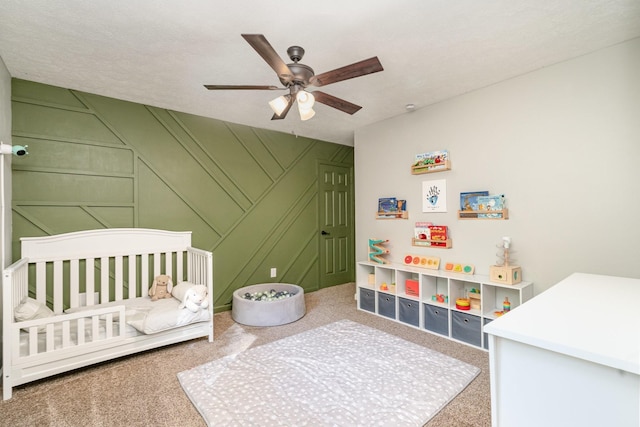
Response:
[[232, 283, 306, 327]]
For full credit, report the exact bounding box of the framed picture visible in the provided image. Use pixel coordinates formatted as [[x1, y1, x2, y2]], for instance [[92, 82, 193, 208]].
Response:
[[422, 179, 447, 212]]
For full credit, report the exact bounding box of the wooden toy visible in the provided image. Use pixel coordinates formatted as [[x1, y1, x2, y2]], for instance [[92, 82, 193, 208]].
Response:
[[455, 298, 471, 310], [403, 254, 440, 270], [369, 239, 390, 264], [468, 290, 481, 310], [489, 237, 522, 285], [444, 262, 474, 274]]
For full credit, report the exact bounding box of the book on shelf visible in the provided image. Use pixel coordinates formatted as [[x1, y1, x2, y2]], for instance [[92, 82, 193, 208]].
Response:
[[414, 222, 432, 242], [413, 150, 449, 169], [477, 194, 505, 218], [377, 197, 407, 218], [428, 225, 448, 246], [378, 197, 397, 213], [459, 190, 489, 211]]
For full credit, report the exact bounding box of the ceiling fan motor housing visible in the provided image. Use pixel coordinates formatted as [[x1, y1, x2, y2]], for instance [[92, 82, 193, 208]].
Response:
[[282, 63, 314, 88]]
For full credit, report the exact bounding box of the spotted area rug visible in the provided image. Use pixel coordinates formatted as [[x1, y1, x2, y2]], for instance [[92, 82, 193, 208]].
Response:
[[178, 319, 480, 426]]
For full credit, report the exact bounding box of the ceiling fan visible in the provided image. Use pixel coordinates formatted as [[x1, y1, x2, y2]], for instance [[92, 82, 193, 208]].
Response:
[[204, 34, 384, 121]]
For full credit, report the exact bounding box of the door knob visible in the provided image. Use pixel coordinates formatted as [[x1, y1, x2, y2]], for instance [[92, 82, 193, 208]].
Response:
[[321, 230, 330, 235]]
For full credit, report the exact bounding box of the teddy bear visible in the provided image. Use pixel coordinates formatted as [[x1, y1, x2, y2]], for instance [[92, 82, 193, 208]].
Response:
[[172, 282, 209, 312], [149, 274, 174, 301]]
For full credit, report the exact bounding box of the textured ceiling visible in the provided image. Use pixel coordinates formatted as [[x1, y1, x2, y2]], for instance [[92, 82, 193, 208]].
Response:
[[1, 1, 639, 146]]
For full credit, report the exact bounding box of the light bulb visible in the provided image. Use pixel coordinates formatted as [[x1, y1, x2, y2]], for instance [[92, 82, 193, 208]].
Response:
[[268, 95, 290, 116], [299, 108, 315, 121], [296, 91, 315, 109]]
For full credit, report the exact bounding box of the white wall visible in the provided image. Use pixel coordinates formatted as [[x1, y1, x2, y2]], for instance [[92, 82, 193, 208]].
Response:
[[355, 38, 640, 295]]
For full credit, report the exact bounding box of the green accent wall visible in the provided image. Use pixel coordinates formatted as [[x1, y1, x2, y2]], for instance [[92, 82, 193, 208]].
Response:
[[10, 79, 354, 311]]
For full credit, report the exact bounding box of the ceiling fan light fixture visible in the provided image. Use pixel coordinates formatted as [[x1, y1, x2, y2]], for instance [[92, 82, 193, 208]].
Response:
[[269, 94, 291, 116], [296, 90, 315, 110], [299, 107, 316, 121]]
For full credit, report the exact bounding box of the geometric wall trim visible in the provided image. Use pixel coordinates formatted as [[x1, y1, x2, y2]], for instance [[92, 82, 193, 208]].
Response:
[[11, 79, 355, 311]]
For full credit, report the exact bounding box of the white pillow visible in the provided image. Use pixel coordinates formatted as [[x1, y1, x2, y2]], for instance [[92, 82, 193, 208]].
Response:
[[15, 297, 55, 332], [126, 297, 209, 334], [171, 281, 195, 302]]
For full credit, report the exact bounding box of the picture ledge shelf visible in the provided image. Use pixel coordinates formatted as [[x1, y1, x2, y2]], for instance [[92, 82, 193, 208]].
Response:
[[376, 211, 408, 220], [411, 160, 451, 175], [458, 209, 509, 220], [411, 238, 452, 249]]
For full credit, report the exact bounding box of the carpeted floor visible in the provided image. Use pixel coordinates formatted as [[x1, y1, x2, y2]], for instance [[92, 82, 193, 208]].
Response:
[[0, 283, 491, 427]]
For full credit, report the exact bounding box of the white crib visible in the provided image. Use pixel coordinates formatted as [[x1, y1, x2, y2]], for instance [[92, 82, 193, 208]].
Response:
[[2, 228, 213, 400]]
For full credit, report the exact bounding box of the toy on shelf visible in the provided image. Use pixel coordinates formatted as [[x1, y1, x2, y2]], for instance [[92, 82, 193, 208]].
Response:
[[403, 254, 440, 270], [503, 297, 511, 312], [455, 298, 471, 310], [405, 279, 419, 296], [379, 282, 396, 293], [468, 288, 481, 310], [444, 262, 474, 274], [489, 237, 522, 285], [431, 294, 448, 304], [369, 239, 390, 264]]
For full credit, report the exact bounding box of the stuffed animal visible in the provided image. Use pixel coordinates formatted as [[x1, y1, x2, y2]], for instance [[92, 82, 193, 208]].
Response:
[[149, 274, 174, 301], [178, 284, 209, 312]]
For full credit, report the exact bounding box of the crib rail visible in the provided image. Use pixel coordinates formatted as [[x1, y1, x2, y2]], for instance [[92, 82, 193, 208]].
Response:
[[12, 305, 126, 362], [21, 250, 192, 314]]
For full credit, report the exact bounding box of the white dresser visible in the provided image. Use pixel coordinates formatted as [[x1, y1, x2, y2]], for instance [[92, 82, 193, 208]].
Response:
[[484, 272, 640, 427]]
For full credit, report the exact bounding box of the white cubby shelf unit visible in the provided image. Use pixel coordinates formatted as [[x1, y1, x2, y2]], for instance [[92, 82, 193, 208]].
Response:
[[356, 261, 534, 350]]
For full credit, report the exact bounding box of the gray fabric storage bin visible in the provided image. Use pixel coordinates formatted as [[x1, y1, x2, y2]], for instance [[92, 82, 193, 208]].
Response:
[[359, 288, 376, 313], [398, 297, 419, 327], [377, 293, 396, 319], [483, 318, 493, 350], [452, 311, 481, 347], [424, 304, 449, 336]]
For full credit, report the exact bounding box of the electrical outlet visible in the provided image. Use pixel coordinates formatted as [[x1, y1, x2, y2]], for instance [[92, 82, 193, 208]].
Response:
[[270, 268, 277, 278]]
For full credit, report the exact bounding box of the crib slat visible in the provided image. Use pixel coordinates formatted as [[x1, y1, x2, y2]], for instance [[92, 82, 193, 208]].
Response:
[[86, 257, 95, 305], [101, 257, 109, 303], [165, 252, 172, 280], [176, 251, 184, 283], [128, 255, 137, 299], [141, 254, 149, 297], [115, 256, 123, 301], [53, 260, 63, 313], [35, 262, 46, 302], [153, 252, 161, 278], [70, 259, 79, 308]]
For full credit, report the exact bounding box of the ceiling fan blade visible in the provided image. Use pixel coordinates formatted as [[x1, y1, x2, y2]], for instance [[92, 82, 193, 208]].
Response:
[[312, 91, 362, 115], [309, 57, 383, 87], [242, 34, 293, 84], [204, 85, 282, 90], [271, 95, 294, 120]]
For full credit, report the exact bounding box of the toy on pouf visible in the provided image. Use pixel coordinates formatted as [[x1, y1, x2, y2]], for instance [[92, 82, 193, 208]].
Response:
[[149, 274, 174, 301], [172, 281, 209, 312]]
